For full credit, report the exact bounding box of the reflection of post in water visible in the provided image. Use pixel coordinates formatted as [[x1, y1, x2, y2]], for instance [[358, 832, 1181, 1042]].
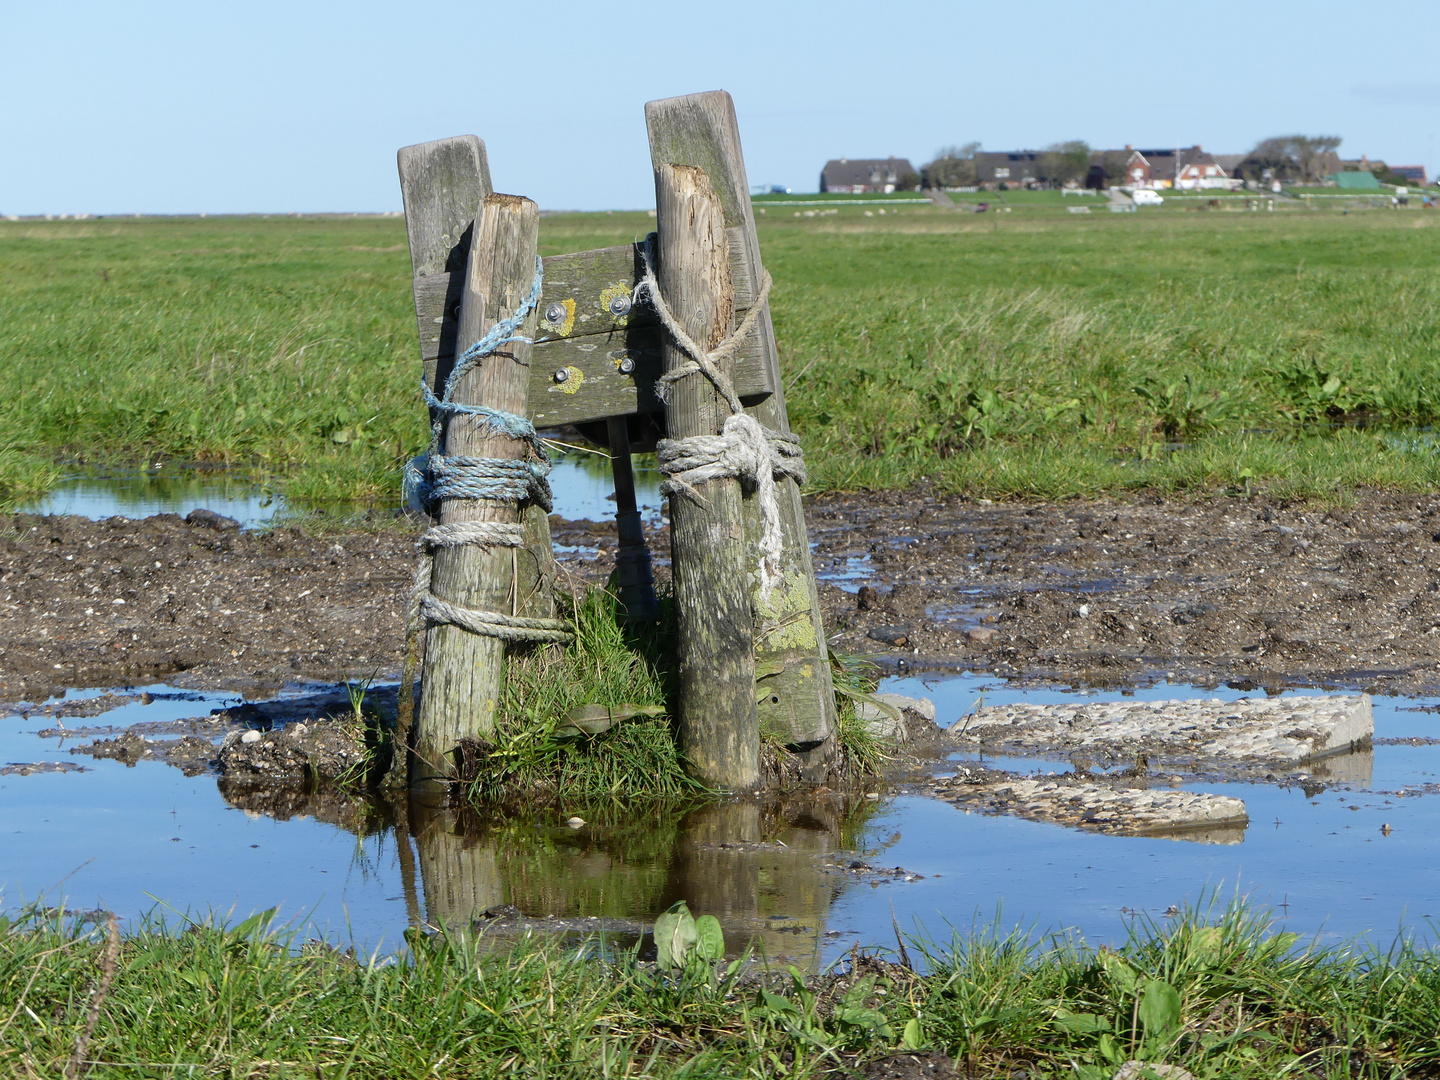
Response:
[[408, 794, 506, 928], [405, 793, 887, 966], [661, 796, 862, 969], [390, 796, 424, 931]]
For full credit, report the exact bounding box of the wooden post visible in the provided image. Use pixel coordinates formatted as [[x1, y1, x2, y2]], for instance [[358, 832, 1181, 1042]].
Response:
[[646, 92, 837, 763], [414, 193, 543, 778], [654, 163, 760, 790], [606, 417, 658, 621]]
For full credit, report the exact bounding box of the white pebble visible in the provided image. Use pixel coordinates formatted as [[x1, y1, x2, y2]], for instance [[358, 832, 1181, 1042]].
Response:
[[240, 730, 262, 744], [566, 816, 586, 829]]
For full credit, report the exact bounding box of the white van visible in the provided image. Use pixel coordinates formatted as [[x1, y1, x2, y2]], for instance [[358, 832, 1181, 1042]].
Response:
[[1131, 189, 1165, 206]]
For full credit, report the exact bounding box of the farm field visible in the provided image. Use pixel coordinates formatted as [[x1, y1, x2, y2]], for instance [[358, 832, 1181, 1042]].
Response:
[[7, 206, 1440, 1080], [1, 204, 1438, 509]]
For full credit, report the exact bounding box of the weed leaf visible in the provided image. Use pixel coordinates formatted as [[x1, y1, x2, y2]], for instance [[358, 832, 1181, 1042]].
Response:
[[1138, 979, 1182, 1040], [654, 901, 697, 969], [694, 914, 725, 961]]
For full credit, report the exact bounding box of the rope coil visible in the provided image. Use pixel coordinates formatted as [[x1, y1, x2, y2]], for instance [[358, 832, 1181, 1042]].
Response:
[[635, 247, 804, 600]]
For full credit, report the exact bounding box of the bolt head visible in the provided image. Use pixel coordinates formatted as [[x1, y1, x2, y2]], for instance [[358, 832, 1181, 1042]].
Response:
[[608, 294, 632, 317], [553, 368, 569, 383], [618, 357, 636, 375], [544, 302, 566, 324]]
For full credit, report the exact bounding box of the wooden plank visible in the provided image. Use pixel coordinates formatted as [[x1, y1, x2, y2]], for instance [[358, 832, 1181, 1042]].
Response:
[[646, 91, 836, 763], [412, 240, 775, 428], [397, 136, 491, 394], [655, 162, 759, 791], [414, 194, 544, 779]]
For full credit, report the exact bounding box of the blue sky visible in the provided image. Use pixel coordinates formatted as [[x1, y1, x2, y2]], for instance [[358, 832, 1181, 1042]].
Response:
[[4, 0, 1437, 214]]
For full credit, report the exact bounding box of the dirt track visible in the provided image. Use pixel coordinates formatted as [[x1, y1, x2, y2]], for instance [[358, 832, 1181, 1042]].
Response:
[[4, 489, 1440, 704]]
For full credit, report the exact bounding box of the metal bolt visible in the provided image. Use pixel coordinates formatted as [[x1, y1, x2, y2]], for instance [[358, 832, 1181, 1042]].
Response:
[[544, 302, 566, 324], [608, 294, 632, 317], [618, 357, 636, 375], [553, 368, 569, 383]]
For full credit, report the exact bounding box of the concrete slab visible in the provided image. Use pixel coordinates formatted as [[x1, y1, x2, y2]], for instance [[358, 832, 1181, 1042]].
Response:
[[951, 694, 1372, 773], [934, 769, 1248, 843]]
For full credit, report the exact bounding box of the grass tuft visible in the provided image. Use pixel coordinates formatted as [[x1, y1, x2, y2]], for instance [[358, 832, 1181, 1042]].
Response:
[[465, 586, 700, 802]]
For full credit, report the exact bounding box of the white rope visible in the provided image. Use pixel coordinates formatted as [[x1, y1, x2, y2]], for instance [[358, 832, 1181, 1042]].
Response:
[[405, 521, 571, 645], [636, 248, 802, 600], [421, 521, 526, 550], [420, 594, 573, 644]]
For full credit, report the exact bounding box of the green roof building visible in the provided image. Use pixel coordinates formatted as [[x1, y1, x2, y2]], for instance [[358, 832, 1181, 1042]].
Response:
[[1329, 171, 1382, 190]]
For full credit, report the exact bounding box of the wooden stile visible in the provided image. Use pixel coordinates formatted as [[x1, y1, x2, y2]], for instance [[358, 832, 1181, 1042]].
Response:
[[654, 163, 760, 790], [413, 193, 544, 777], [646, 91, 836, 761], [396, 96, 833, 792]]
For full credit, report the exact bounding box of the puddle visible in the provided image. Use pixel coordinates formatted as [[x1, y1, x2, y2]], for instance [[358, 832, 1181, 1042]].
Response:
[[815, 553, 874, 592], [23, 469, 286, 529], [17, 454, 663, 531], [5, 673, 1440, 959]]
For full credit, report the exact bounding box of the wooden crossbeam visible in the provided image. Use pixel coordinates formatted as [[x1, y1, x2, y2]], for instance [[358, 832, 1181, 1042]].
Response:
[[411, 233, 775, 429]]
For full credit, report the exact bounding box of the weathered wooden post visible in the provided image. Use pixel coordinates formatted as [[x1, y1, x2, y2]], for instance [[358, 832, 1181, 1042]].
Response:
[[413, 193, 551, 778], [653, 163, 760, 788], [647, 92, 836, 765]]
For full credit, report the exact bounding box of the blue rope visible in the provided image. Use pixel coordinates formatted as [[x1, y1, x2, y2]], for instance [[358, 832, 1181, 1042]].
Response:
[[440, 257, 545, 404], [415, 257, 551, 513]]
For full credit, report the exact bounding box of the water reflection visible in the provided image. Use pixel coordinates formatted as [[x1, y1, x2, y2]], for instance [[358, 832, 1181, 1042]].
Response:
[[397, 794, 879, 965], [19, 456, 656, 530]]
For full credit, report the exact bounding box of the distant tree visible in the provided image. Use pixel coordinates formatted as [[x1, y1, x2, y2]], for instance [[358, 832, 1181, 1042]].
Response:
[[1039, 140, 1091, 186], [923, 142, 981, 188], [1087, 150, 1131, 188], [1235, 135, 1343, 184], [897, 170, 923, 190]]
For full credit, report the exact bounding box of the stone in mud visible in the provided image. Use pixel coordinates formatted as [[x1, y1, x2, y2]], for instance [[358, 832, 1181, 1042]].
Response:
[[857, 693, 936, 742], [936, 770, 1248, 842], [951, 694, 1372, 771], [184, 508, 240, 531], [866, 625, 911, 647]]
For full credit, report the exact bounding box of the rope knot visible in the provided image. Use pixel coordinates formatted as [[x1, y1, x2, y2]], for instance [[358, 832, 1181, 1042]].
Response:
[[640, 247, 805, 602]]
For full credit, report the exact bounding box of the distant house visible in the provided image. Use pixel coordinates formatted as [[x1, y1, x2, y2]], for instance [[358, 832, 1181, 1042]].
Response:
[[1392, 165, 1428, 185], [1116, 146, 1233, 190], [819, 157, 916, 194], [974, 151, 1043, 187]]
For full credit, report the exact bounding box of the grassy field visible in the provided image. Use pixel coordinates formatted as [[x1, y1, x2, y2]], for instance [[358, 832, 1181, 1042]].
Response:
[[1, 204, 1437, 508], [5, 900, 1440, 1077]]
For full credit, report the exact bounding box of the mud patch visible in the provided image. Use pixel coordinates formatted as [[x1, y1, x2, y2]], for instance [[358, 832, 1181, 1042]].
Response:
[[216, 719, 375, 785], [1, 760, 86, 775]]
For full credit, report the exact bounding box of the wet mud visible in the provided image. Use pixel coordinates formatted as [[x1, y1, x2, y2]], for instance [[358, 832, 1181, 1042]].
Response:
[[5, 488, 1440, 704]]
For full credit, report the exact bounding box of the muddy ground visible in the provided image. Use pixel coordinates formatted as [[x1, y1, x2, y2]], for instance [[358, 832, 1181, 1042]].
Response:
[[3, 489, 1440, 705]]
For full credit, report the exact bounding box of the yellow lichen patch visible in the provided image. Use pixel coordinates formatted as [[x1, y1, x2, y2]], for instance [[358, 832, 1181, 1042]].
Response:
[[754, 572, 818, 652], [598, 283, 633, 325], [556, 366, 584, 394], [547, 297, 576, 337]]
